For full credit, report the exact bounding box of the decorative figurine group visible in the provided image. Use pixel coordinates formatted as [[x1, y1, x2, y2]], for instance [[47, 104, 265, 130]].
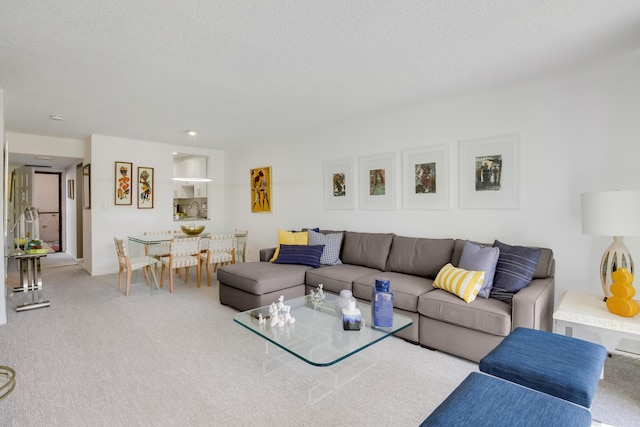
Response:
[[259, 295, 296, 329], [310, 283, 325, 307]]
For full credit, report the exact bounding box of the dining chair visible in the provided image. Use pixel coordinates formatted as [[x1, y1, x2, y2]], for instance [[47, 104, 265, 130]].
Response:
[[234, 229, 249, 263], [159, 236, 201, 293], [199, 234, 235, 286], [114, 237, 159, 296]]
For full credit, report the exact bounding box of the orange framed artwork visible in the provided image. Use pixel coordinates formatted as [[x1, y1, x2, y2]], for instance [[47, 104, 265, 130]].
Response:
[[250, 166, 272, 213], [115, 161, 133, 205]]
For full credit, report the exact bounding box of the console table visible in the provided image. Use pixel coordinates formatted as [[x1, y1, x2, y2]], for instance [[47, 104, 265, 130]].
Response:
[[10, 251, 50, 312], [553, 290, 640, 355]]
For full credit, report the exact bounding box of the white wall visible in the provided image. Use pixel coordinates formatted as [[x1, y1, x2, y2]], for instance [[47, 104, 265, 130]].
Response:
[[224, 51, 640, 309], [0, 89, 6, 325], [5, 132, 84, 159], [87, 135, 225, 275]]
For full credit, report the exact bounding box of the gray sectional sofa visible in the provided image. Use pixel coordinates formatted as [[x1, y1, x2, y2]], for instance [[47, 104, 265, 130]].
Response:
[[217, 230, 555, 362]]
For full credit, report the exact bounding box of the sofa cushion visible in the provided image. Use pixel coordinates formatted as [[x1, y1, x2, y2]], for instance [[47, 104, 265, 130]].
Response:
[[418, 289, 512, 336], [274, 244, 324, 268], [308, 230, 343, 265], [433, 263, 485, 303], [352, 272, 433, 312], [385, 236, 454, 279], [340, 231, 394, 270], [217, 262, 312, 295], [491, 240, 542, 293], [305, 264, 382, 295], [269, 229, 308, 262], [459, 241, 500, 299]]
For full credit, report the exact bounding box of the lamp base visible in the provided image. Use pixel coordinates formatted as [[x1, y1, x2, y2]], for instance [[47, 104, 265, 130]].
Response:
[[600, 236, 634, 301]]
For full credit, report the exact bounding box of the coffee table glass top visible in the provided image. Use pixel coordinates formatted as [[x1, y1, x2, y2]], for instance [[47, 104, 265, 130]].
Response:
[[233, 293, 412, 367]]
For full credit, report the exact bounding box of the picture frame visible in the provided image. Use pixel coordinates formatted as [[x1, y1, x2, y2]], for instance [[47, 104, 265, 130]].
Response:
[[359, 152, 396, 210], [82, 164, 91, 209], [458, 134, 519, 209], [251, 166, 272, 213], [114, 161, 133, 205], [323, 157, 355, 210], [67, 179, 75, 200], [402, 144, 449, 209], [137, 166, 154, 209]]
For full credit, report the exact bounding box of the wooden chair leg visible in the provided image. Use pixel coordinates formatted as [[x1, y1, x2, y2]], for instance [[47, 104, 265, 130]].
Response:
[[143, 266, 150, 285], [160, 265, 166, 288], [118, 267, 124, 291], [169, 268, 174, 293], [197, 264, 201, 288], [125, 270, 132, 296]]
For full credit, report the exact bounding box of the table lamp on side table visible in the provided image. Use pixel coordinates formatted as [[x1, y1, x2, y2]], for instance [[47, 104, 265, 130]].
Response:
[[581, 190, 640, 301]]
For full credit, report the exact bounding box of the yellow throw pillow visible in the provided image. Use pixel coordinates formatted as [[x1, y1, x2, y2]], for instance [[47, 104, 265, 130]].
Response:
[[269, 229, 309, 262], [433, 263, 485, 303]]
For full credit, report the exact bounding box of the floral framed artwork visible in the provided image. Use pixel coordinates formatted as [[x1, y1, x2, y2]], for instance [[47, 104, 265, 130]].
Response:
[[402, 144, 449, 209], [114, 161, 133, 205], [137, 166, 154, 209], [323, 157, 355, 210], [359, 152, 396, 210], [82, 164, 91, 209], [251, 166, 272, 213], [459, 133, 519, 209]]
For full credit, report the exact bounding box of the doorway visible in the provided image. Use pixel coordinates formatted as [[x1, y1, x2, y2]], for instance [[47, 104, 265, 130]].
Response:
[[34, 172, 62, 252]]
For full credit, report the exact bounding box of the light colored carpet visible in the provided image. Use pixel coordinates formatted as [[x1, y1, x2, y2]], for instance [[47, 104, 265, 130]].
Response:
[[0, 264, 638, 427]]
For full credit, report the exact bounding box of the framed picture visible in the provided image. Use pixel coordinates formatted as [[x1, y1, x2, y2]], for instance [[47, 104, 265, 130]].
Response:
[[114, 161, 133, 205], [402, 144, 449, 209], [137, 166, 154, 209], [323, 157, 355, 210], [82, 164, 91, 209], [251, 166, 272, 213], [67, 179, 75, 200], [459, 134, 519, 209], [359, 152, 396, 210]]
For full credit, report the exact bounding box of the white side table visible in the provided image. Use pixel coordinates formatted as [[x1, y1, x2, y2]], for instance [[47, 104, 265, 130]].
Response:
[[553, 291, 640, 355]]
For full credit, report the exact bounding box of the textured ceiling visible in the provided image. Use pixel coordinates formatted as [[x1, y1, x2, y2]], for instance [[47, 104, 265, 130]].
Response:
[[2, 1, 640, 152]]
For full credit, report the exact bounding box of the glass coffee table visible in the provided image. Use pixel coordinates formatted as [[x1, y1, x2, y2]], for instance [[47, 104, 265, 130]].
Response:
[[234, 293, 412, 402], [234, 293, 412, 367]]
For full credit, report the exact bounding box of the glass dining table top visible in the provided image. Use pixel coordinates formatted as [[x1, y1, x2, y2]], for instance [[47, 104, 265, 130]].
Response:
[[234, 293, 412, 367], [128, 232, 246, 245]]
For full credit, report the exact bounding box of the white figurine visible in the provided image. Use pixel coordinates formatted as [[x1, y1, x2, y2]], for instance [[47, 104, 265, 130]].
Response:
[[283, 306, 295, 324]]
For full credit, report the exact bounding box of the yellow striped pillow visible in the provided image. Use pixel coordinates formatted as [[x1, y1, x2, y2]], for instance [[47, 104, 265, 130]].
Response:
[[433, 263, 485, 303]]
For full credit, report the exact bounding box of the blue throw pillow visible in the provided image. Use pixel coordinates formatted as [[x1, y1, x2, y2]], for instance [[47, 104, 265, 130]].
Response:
[[459, 241, 500, 299], [308, 230, 343, 265], [491, 240, 542, 295], [274, 244, 324, 268]]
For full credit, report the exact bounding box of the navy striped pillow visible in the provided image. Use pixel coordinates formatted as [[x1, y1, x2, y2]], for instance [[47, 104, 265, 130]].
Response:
[[274, 244, 325, 268], [491, 240, 541, 294]]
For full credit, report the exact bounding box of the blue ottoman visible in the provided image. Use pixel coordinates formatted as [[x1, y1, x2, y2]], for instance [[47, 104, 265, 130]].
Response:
[[479, 327, 607, 407], [420, 372, 591, 427]]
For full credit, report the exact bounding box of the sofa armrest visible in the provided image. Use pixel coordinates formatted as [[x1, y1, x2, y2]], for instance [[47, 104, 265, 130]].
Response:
[[260, 247, 276, 262], [512, 277, 555, 332]]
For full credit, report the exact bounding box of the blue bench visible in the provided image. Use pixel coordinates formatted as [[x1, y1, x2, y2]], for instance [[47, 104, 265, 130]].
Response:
[[480, 327, 607, 407], [420, 372, 591, 427]]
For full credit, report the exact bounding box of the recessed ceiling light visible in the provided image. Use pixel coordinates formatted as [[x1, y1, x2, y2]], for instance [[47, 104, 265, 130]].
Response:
[[185, 130, 198, 136], [50, 114, 65, 121]]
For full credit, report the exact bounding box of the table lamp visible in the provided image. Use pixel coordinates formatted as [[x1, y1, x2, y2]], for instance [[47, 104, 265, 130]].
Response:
[[581, 190, 640, 301]]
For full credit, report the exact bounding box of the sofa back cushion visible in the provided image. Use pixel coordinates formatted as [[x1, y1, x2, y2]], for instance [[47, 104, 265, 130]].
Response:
[[341, 231, 394, 270], [385, 235, 454, 279]]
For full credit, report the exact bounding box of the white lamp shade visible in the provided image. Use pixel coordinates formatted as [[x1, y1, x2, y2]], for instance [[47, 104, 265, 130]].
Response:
[[581, 190, 640, 236]]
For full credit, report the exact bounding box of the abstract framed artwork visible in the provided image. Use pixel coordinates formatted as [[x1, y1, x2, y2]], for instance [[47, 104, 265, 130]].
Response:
[[323, 157, 355, 210], [82, 164, 91, 209], [402, 144, 449, 209], [359, 152, 396, 210], [251, 166, 272, 213], [114, 161, 133, 205], [458, 133, 519, 209], [137, 166, 154, 209], [67, 179, 75, 200]]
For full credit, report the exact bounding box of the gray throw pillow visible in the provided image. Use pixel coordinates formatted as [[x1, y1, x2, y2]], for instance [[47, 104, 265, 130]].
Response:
[[459, 240, 500, 299], [308, 230, 343, 265]]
